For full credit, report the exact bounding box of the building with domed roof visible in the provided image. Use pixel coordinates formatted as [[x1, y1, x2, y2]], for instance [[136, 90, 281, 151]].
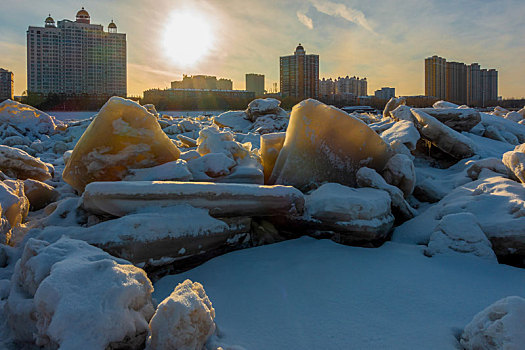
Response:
[[27, 8, 126, 96], [279, 44, 319, 99]]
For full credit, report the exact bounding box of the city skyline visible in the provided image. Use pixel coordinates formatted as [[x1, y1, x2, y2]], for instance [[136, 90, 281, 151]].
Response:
[[1, 0, 524, 98]]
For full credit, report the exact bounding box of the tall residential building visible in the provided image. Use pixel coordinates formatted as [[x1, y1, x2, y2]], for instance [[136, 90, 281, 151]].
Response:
[[0, 69, 14, 101], [445, 62, 467, 104], [245, 73, 265, 96], [280, 44, 319, 99], [425, 55, 447, 100], [374, 87, 395, 100], [426, 55, 498, 106], [171, 75, 233, 90], [27, 8, 126, 96], [467, 64, 498, 106]]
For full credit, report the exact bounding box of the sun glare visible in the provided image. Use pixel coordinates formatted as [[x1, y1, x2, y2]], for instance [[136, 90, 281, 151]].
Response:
[[163, 11, 214, 67]]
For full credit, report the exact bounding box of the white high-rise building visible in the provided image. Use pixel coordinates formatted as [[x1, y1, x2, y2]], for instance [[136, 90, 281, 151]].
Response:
[[27, 8, 126, 96]]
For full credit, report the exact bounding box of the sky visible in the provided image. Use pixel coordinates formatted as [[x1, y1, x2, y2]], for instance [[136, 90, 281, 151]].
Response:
[[1, 0, 525, 98]]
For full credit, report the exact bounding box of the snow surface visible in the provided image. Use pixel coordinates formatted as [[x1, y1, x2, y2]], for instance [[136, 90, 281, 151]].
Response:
[[154, 237, 525, 349]]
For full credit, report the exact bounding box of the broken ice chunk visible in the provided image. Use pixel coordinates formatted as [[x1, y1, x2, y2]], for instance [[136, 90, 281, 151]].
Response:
[[260, 132, 286, 184], [269, 99, 393, 190], [62, 97, 181, 192]]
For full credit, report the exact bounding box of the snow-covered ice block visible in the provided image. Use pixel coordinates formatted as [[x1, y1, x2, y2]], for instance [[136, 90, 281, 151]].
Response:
[[124, 159, 192, 182], [82, 181, 304, 218], [393, 176, 525, 262], [213, 111, 252, 132], [460, 296, 525, 350], [147, 279, 215, 350], [246, 98, 281, 120], [273, 183, 394, 246], [466, 157, 509, 180], [410, 108, 477, 159], [432, 100, 459, 109], [187, 153, 236, 180], [260, 132, 286, 184], [380, 120, 419, 150], [416, 108, 481, 132], [23, 179, 59, 211], [62, 97, 181, 192], [381, 154, 416, 197], [6, 237, 155, 348], [492, 106, 509, 117], [269, 99, 393, 190], [0, 180, 28, 244], [251, 113, 289, 134], [425, 213, 497, 262], [356, 167, 416, 222], [383, 97, 406, 118], [0, 99, 63, 136], [502, 143, 525, 183], [480, 112, 525, 143], [0, 145, 52, 181], [504, 111, 523, 123]]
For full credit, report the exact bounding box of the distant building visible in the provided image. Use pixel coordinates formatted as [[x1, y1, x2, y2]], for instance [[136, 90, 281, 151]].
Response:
[[280, 44, 319, 99], [446, 62, 467, 105], [0, 68, 14, 101], [27, 8, 126, 96], [425, 55, 447, 100], [426, 55, 497, 106], [245, 73, 265, 96], [171, 75, 233, 91], [335, 76, 367, 97], [142, 88, 255, 109], [374, 87, 395, 100], [319, 78, 336, 97]]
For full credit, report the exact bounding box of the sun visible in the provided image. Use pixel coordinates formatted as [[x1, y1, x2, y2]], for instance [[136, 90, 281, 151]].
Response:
[[162, 10, 214, 67]]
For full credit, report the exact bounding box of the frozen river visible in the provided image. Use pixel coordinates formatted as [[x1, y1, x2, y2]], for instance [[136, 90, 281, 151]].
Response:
[[50, 110, 225, 122]]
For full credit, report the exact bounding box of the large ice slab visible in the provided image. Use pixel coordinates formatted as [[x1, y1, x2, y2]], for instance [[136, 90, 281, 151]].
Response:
[[32, 205, 252, 266], [0, 99, 63, 136], [62, 97, 181, 192], [269, 99, 393, 190], [416, 108, 481, 132], [81, 181, 304, 217], [502, 143, 525, 183]]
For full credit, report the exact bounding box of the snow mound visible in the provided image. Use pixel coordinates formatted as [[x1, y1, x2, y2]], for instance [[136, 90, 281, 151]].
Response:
[[6, 237, 155, 349], [425, 213, 497, 262], [460, 296, 525, 350], [380, 120, 419, 151], [147, 279, 215, 350]]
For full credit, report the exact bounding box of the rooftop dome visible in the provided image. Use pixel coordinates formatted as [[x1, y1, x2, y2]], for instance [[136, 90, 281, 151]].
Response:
[[45, 14, 56, 27], [296, 43, 304, 51], [76, 7, 90, 24], [108, 20, 117, 33]]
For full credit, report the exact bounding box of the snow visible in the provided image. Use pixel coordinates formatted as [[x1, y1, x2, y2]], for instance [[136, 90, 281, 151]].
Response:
[[381, 154, 416, 197], [502, 144, 525, 183], [147, 279, 215, 350], [433, 100, 459, 109], [124, 159, 193, 181], [460, 296, 525, 350], [0, 145, 52, 181], [153, 237, 525, 349], [380, 120, 419, 150]]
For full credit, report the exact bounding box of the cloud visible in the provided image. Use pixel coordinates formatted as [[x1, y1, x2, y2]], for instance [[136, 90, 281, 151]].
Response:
[[310, 0, 374, 33], [296, 11, 314, 29]]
